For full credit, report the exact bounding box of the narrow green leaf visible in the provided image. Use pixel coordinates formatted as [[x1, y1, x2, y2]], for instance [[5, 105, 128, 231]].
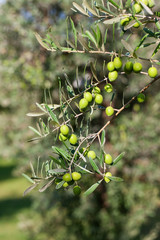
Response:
[[124, 19, 140, 30], [48, 169, 66, 175], [103, 16, 121, 25], [83, 0, 99, 17], [143, 28, 155, 37], [56, 180, 65, 189], [34, 32, 51, 50], [107, 176, 124, 182], [112, 152, 125, 165], [83, 179, 103, 196], [45, 104, 59, 124], [27, 112, 45, 117], [152, 43, 160, 57], [23, 183, 38, 196], [140, 42, 156, 48], [22, 173, 35, 184], [78, 33, 91, 51], [135, 34, 149, 51], [85, 30, 97, 47], [36, 103, 48, 113], [29, 126, 42, 137], [155, 19, 160, 31], [139, 1, 153, 15], [95, 4, 117, 16], [49, 156, 63, 166], [39, 178, 55, 192], [73, 2, 89, 16], [104, 29, 108, 45], [74, 163, 94, 174], [96, 25, 102, 48], [70, 18, 77, 48], [101, 130, 105, 147], [89, 157, 101, 174], [108, 0, 121, 9], [53, 147, 70, 160], [66, 40, 76, 49]]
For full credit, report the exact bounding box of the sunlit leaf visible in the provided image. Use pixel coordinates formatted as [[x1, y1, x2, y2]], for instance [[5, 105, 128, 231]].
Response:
[[45, 104, 59, 124], [152, 43, 160, 57], [73, 2, 89, 16], [89, 157, 101, 174], [83, 0, 99, 17], [83, 179, 103, 196], [48, 169, 66, 175], [107, 176, 124, 182], [39, 178, 55, 192], [29, 126, 42, 137], [139, 1, 153, 15], [22, 173, 35, 184], [112, 152, 125, 165], [56, 180, 65, 189], [23, 183, 38, 196], [34, 32, 51, 50]]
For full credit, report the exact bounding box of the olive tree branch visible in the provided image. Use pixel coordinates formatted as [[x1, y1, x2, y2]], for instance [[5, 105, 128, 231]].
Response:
[[89, 75, 160, 146]]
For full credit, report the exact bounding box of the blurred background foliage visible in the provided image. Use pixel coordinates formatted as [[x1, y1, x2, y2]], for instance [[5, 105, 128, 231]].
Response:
[[0, 0, 160, 240]]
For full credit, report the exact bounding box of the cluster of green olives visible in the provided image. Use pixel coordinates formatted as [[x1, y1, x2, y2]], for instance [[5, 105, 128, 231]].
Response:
[[120, 0, 155, 28], [133, 0, 155, 13], [55, 172, 82, 195], [78, 85, 115, 117], [87, 150, 113, 183], [59, 124, 78, 145]]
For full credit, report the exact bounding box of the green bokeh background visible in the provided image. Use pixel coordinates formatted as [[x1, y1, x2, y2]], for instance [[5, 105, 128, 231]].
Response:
[[0, 0, 160, 240]]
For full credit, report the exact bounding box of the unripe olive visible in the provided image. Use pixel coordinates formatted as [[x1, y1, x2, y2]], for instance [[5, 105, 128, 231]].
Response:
[[79, 147, 88, 156], [60, 125, 69, 136], [84, 92, 93, 103], [72, 172, 81, 181], [108, 71, 118, 82], [104, 83, 113, 93], [133, 62, 142, 73], [148, 67, 158, 78], [105, 106, 114, 116], [55, 178, 62, 184], [133, 22, 140, 28], [79, 98, 88, 110], [120, 17, 130, 26], [124, 61, 133, 73], [140, 0, 149, 5], [63, 173, 72, 182], [104, 172, 112, 183], [63, 182, 69, 188], [137, 93, 145, 103], [113, 57, 122, 70], [92, 86, 101, 94], [133, 3, 142, 13], [104, 154, 113, 165], [107, 62, 115, 72], [73, 186, 81, 195], [69, 134, 78, 145], [87, 150, 96, 160], [148, 0, 155, 8], [59, 133, 68, 141], [95, 94, 103, 104]]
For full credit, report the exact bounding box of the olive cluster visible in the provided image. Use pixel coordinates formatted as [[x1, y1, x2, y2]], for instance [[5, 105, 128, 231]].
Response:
[[59, 125, 78, 145], [121, 0, 155, 28], [78, 56, 158, 118]]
